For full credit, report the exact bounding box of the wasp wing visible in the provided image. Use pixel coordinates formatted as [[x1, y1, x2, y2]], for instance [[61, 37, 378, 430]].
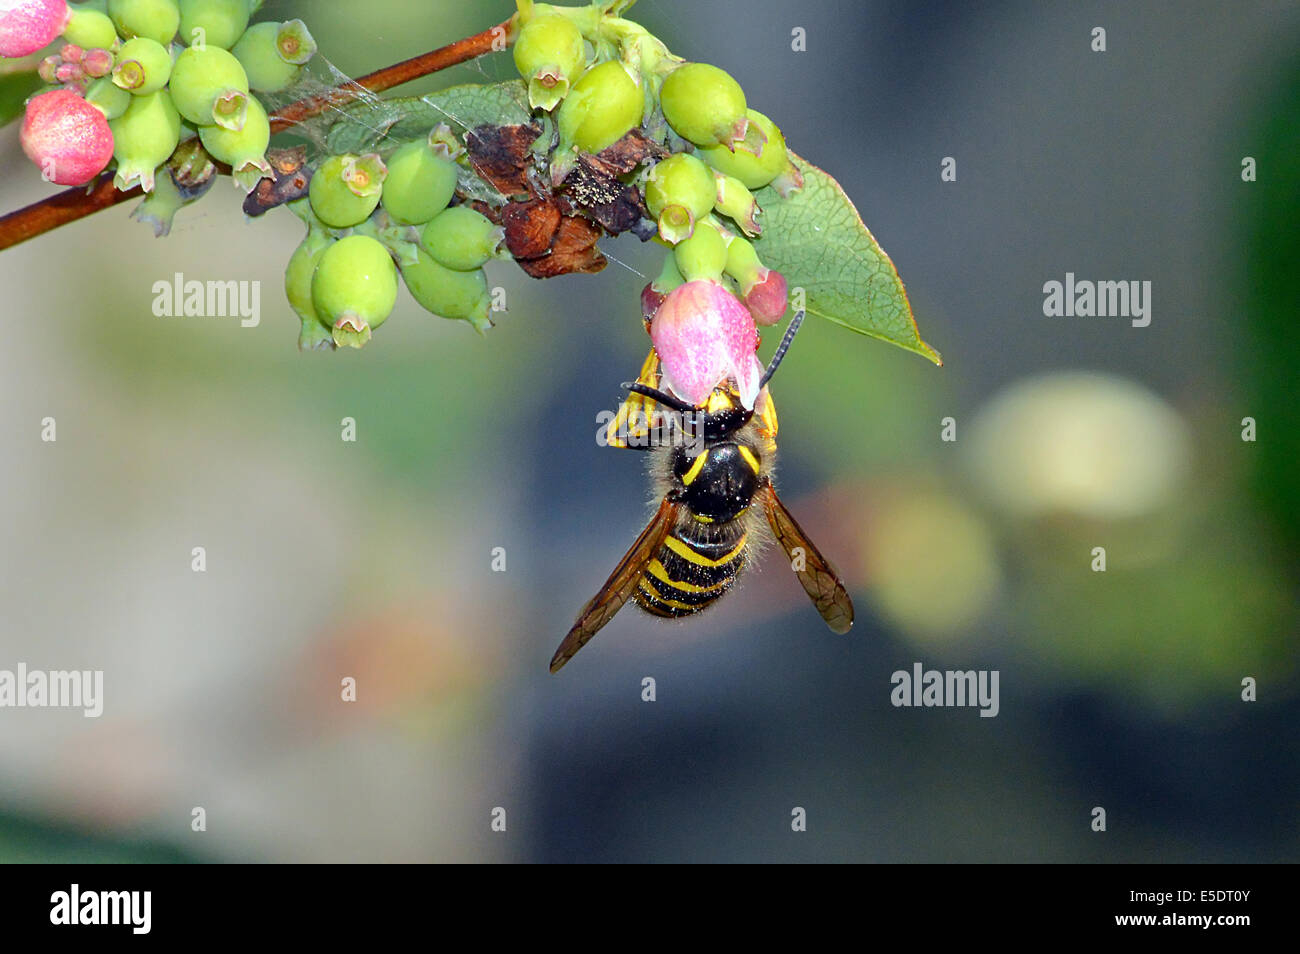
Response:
[[758, 480, 854, 634], [550, 496, 681, 673]]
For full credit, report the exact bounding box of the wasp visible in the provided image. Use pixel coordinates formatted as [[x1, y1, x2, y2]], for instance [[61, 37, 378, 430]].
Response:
[[550, 311, 854, 673]]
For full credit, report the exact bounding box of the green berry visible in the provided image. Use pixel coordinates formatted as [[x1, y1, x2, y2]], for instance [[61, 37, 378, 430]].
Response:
[[659, 62, 747, 149], [512, 13, 586, 112], [112, 37, 172, 95], [698, 109, 788, 190], [231, 19, 315, 92], [284, 224, 334, 350], [724, 233, 762, 286], [557, 60, 642, 154], [107, 0, 181, 45], [311, 235, 399, 349], [130, 165, 184, 236], [713, 171, 761, 237], [645, 151, 716, 237], [85, 75, 132, 120], [109, 88, 181, 192], [309, 153, 386, 229], [62, 9, 118, 49], [178, 0, 249, 49], [420, 206, 503, 272], [673, 220, 727, 283], [169, 44, 250, 130], [400, 249, 491, 333], [379, 136, 458, 226], [197, 93, 270, 191]]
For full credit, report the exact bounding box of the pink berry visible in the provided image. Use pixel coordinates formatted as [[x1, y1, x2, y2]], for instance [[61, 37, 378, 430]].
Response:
[[21, 88, 114, 186], [0, 0, 70, 58], [650, 279, 763, 409], [743, 268, 788, 326]]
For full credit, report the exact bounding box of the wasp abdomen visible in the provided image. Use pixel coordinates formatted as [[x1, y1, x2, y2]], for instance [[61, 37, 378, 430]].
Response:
[[633, 521, 747, 618]]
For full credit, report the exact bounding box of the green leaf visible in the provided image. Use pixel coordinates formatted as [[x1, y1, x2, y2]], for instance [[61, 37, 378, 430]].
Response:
[[325, 80, 533, 156], [0, 70, 41, 129], [754, 153, 941, 365]]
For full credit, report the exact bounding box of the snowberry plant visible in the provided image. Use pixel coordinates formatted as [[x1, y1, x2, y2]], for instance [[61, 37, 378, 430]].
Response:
[[1, 0, 940, 372]]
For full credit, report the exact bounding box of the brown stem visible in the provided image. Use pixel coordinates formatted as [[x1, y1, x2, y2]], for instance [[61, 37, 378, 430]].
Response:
[[0, 15, 515, 253]]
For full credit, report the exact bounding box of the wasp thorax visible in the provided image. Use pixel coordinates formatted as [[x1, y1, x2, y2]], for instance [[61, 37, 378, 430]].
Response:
[[674, 443, 761, 524]]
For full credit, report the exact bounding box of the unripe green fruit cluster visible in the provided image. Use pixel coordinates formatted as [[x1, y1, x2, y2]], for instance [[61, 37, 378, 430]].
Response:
[[282, 120, 501, 348], [27, 4, 318, 200]]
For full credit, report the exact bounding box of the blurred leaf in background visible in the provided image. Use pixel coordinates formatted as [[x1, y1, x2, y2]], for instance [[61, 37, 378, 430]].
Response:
[[1241, 53, 1300, 563], [0, 65, 40, 128]]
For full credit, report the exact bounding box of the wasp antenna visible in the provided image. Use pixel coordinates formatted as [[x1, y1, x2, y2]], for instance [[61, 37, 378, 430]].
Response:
[[621, 382, 697, 414], [758, 310, 806, 390]]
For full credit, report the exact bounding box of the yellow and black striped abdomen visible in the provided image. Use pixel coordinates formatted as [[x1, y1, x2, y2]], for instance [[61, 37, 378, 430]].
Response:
[[633, 521, 748, 618]]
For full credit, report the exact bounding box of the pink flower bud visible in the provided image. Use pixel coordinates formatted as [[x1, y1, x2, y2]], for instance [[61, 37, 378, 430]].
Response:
[[21, 88, 114, 186], [650, 279, 763, 409], [37, 53, 59, 82], [0, 0, 69, 58], [60, 42, 82, 62], [82, 47, 112, 77], [743, 268, 788, 326]]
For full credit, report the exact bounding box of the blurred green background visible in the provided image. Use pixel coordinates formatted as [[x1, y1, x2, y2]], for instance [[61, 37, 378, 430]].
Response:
[[0, 0, 1295, 862]]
